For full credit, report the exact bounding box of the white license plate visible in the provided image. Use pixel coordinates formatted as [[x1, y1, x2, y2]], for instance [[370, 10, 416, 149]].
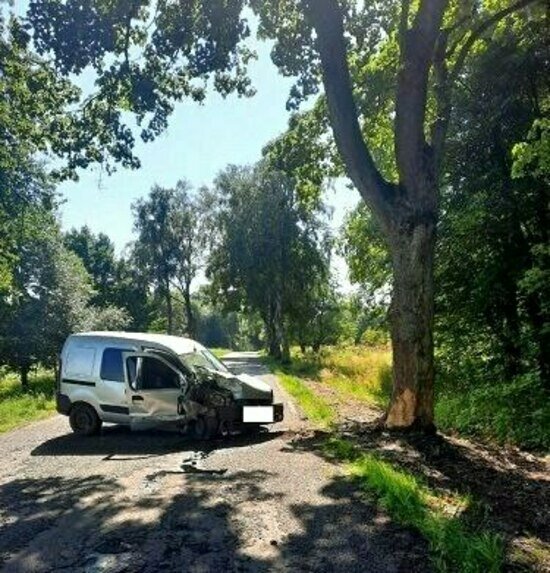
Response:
[[242, 405, 274, 423]]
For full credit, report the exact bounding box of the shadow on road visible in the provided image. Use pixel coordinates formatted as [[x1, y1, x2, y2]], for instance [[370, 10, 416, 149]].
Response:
[[31, 425, 283, 459], [0, 457, 429, 572]]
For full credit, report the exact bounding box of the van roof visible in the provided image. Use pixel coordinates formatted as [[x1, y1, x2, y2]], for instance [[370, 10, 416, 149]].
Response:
[[69, 331, 200, 354]]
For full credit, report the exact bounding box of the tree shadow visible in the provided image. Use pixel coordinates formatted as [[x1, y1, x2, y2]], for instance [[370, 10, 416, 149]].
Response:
[[3, 433, 432, 572], [0, 470, 275, 572], [280, 474, 430, 572], [287, 424, 549, 567], [31, 425, 283, 459]]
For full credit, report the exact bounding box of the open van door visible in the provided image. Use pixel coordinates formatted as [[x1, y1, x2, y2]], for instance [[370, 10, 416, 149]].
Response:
[[123, 352, 187, 427]]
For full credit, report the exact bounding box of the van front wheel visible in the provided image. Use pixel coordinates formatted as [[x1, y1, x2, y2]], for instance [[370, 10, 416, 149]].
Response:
[[192, 415, 217, 440], [69, 403, 102, 436]]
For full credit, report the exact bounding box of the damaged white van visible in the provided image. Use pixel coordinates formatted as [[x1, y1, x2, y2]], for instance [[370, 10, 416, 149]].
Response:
[[57, 332, 283, 439]]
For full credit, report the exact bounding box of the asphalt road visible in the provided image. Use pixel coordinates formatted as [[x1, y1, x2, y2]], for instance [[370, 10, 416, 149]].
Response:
[[0, 352, 428, 573]]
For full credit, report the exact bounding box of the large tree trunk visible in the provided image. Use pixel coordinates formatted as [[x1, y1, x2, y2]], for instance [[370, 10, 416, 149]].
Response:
[[304, 0, 446, 431], [385, 218, 436, 431], [273, 292, 291, 364]]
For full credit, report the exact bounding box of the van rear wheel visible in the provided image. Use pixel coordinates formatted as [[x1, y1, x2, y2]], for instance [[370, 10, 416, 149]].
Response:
[[69, 403, 102, 436]]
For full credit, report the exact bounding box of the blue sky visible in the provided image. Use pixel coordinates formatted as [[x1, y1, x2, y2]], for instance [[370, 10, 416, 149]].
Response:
[[56, 40, 305, 251]]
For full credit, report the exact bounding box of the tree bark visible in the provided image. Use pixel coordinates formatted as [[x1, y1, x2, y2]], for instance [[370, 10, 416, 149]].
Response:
[[385, 217, 436, 430], [273, 292, 290, 363], [265, 303, 282, 359], [166, 291, 173, 334], [183, 279, 195, 338], [164, 277, 173, 334]]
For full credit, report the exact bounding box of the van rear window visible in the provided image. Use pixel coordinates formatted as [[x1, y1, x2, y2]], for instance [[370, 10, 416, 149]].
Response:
[[100, 348, 125, 382], [65, 347, 96, 378]]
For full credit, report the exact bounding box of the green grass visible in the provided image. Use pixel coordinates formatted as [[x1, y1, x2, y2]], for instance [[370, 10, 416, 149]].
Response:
[[209, 347, 232, 359], [265, 345, 393, 408], [324, 438, 504, 573], [0, 369, 56, 433], [262, 355, 335, 427], [277, 345, 547, 451], [264, 349, 505, 572]]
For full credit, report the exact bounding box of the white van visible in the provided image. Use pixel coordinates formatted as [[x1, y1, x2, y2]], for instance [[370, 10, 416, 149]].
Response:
[[57, 332, 283, 438]]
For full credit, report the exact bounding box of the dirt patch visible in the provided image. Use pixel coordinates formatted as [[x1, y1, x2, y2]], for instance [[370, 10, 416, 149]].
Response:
[[338, 421, 550, 572]]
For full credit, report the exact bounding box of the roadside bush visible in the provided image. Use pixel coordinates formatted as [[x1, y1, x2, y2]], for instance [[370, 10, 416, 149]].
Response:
[[436, 373, 549, 451]]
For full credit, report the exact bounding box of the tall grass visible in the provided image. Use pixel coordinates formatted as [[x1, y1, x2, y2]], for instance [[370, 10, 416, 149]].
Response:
[[318, 346, 392, 407], [0, 369, 56, 433], [325, 438, 504, 573], [284, 346, 547, 450], [271, 346, 392, 408]]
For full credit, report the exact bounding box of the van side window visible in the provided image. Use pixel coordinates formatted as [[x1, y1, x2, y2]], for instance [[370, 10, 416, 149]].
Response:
[[100, 348, 125, 382], [140, 357, 180, 390]]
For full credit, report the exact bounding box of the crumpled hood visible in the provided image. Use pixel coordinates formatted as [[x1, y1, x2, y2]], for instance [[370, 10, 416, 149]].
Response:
[[211, 370, 272, 401]]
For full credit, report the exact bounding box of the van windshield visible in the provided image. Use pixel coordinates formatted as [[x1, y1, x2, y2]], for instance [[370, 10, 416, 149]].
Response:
[[180, 348, 230, 374]]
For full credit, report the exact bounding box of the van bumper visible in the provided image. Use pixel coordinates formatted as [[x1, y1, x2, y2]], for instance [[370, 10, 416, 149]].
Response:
[[56, 393, 71, 415]]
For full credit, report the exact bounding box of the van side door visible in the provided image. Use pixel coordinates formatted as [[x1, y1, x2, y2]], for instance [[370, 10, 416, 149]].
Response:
[[97, 346, 134, 422], [123, 353, 186, 425]]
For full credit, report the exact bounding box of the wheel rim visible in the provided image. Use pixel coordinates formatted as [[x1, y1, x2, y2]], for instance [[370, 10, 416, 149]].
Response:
[[75, 409, 92, 432]]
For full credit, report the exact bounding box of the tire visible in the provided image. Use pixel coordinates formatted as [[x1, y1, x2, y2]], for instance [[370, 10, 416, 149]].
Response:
[[218, 419, 231, 438], [192, 415, 218, 440], [243, 424, 262, 435], [69, 403, 102, 436]]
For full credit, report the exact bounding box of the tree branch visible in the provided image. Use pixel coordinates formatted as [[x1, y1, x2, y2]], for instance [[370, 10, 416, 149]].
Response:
[[302, 0, 395, 228], [395, 0, 448, 198], [449, 0, 542, 85]]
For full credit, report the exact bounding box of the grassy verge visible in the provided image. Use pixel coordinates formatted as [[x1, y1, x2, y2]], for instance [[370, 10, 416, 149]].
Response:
[[263, 346, 392, 407], [210, 347, 232, 359], [261, 354, 334, 427], [266, 345, 548, 451], [317, 346, 392, 407], [324, 438, 504, 573], [0, 369, 56, 433], [263, 351, 505, 572]]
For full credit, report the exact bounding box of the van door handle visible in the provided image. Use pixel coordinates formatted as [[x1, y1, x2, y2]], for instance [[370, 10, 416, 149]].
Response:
[[132, 395, 144, 401]]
